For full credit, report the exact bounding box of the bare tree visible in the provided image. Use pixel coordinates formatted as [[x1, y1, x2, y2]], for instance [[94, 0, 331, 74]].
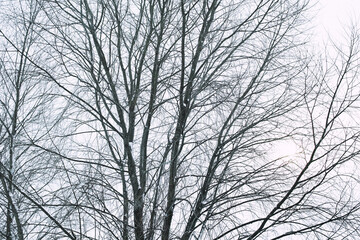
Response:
[[0, 1, 77, 239], [1, 0, 360, 239], [0, 3, 42, 238]]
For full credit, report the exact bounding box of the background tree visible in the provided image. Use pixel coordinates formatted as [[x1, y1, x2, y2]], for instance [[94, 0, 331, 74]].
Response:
[[0, 1, 75, 239], [1, 0, 360, 239]]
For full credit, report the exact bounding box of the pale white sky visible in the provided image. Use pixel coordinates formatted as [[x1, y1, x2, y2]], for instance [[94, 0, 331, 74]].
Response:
[[273, 1, 360, 160], [316, 0, 360, 43]]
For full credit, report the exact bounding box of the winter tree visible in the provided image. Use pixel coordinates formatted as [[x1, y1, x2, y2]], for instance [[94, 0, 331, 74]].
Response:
[[1, 0, 360, 239]]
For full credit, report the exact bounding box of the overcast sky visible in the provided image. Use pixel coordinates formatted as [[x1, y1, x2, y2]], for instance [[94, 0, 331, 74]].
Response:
[[271, 1, 360, 159], [316, 0, 360, 43]]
